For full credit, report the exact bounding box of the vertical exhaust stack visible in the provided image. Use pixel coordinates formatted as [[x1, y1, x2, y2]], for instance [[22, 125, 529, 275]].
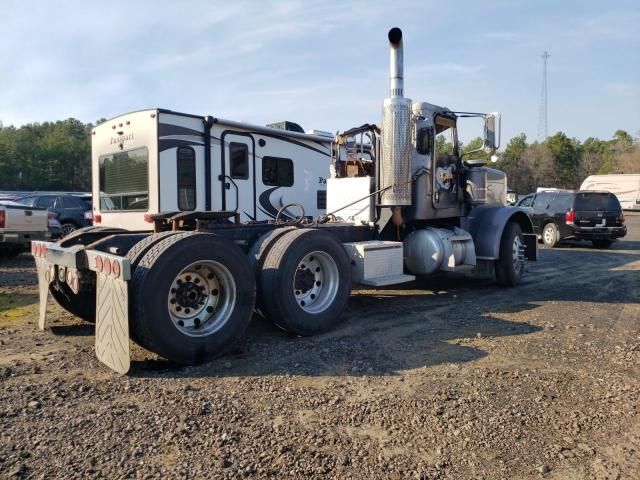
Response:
[[379, 27, 412, 206]]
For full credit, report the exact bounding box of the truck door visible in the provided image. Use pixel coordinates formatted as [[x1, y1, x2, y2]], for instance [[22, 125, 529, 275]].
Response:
[[221, 132, 256, 221]]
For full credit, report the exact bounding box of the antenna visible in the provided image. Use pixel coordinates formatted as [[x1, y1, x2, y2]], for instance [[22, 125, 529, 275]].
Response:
[[538, 51, 549, 140]]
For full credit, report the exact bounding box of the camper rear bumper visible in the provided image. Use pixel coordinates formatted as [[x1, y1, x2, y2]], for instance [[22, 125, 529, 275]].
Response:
[[31, 240, 132, 375]]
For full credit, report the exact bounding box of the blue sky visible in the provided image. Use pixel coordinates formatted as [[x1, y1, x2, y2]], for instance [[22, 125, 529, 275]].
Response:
[[1, 0, 638, 146]]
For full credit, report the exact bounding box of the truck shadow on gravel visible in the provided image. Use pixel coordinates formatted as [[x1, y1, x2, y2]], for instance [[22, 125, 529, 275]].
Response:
[[127, 245, 640, 379], [128, 287, 544, 379]]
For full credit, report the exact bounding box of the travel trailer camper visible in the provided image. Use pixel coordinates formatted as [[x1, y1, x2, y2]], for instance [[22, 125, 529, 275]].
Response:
[[580, 174, 640, 211]]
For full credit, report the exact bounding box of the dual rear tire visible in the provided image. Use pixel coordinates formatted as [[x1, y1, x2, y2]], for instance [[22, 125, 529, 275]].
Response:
[[129, 233, 256, 364], [257, 229, 352, 336]]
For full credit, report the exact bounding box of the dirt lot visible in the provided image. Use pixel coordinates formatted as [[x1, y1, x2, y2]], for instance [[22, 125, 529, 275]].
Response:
[[1, 215, 639, 479]]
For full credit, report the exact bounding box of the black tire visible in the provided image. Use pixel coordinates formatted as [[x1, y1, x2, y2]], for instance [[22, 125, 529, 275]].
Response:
[[247, 226, 296, 316], [542, 222, 559, 248], [61, 222, 79, 237], [592, 239, 613, 249], [259, 229, 352, 336], [125, 231, 182, 270], [494, 221, 525, 287], [130, 233, 256, 364], [50, 282, 97, 322], [48, 226, 125, 323]]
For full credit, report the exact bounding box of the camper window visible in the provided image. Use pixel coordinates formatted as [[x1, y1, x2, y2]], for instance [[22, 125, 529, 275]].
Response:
[[99, 147, 149, 211], [177, 146, 196, 210], [263, 156, 294, 187], [230, 143, 249, 179]]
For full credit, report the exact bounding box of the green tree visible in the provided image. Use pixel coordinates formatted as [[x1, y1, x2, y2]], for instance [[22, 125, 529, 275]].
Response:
[[544, 132, 581, 189]]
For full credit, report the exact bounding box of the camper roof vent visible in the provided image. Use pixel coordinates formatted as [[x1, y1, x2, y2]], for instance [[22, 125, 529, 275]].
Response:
[[306, 129, 334, 138], [266, 121, 305, 133]]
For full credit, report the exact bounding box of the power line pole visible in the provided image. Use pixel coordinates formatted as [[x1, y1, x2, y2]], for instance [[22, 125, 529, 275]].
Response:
[[538, 51, 550, 140]]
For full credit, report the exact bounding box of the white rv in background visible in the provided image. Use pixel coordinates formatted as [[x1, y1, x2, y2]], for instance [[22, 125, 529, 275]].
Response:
[[580, 174, 640, 210]]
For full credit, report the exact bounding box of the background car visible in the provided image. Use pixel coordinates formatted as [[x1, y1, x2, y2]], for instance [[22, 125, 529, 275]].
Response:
[[516, 190, 626, 248], [13, 193, 92, 237]]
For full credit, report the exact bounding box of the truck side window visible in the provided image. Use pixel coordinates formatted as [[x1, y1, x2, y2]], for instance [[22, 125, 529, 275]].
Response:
[[230, 142, 249, 179], [177, 147, 196, 211], [263, 156, 294, 187], [416, 127, 431, 155]]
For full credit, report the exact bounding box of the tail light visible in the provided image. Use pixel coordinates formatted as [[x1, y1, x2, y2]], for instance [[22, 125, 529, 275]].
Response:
[[0, 210, 5, 228], [620, 212, 625, 224], [565, 209, 575, 225], [103, 258, 112, 275], [143, 214, 155, 223], [93, 213, 102, 224], [90, 253, 125, 279], [47, 212, 57, 220]]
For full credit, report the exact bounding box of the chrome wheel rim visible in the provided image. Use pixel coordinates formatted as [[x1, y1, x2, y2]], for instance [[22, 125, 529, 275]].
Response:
[[168, 260, 236, 337], [512, 235, 524, 274], [292, 251, 339, 314], [543, 226, 554, 244]]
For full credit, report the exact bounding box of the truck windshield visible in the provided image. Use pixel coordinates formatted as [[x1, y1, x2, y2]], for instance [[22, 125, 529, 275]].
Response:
[[99, 147, 149, 211]]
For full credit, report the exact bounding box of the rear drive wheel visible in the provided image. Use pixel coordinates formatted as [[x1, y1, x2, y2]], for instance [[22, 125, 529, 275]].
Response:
[[542, 222, 559, 248], [247, 226, 296, 316], [494, 221, 525, 286], [126, 231, 183, 270], [259, 229, 352, 336], [50, 283, 96, 322], [130, 233, 255, 364], [592, 239, 613, 249]]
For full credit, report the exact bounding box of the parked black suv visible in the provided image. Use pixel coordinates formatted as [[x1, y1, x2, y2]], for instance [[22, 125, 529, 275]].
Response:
[[14, 194, 92, 237], [517, 190, 626, 248]]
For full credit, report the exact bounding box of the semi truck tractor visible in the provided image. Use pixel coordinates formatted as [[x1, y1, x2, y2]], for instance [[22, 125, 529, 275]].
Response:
[[32, 28, 537, 374]]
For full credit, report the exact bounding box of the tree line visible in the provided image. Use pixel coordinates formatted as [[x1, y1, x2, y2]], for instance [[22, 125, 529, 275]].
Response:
[[458, 130, 639, 194], [0, 118, 100, 192], [1, 118, 638, 194]]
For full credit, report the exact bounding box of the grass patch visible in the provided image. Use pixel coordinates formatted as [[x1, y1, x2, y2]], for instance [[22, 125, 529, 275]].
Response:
[[0, 293, 38, 326]]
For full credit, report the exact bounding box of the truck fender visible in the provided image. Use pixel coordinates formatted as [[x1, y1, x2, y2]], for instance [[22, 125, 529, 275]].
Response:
[[461, 206, 534, 260]]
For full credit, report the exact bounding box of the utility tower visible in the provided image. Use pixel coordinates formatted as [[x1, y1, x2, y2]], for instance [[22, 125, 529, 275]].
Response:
[[538, 51, 549, 140]]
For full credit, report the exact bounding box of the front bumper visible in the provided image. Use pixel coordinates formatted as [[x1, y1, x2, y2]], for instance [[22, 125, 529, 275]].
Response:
[[569, 225, 627, 240], [31, 240, 132, 374]]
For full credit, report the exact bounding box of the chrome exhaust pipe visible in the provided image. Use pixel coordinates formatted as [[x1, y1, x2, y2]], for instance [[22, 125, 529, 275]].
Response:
[[379, 27, 412, 207], [388, 27, 404, 98]]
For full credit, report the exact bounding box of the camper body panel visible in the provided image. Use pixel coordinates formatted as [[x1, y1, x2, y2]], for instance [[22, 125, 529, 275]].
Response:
[[92, 109, 159, 231], [211, 122, 331, 222], [93, 110, 332, 229]]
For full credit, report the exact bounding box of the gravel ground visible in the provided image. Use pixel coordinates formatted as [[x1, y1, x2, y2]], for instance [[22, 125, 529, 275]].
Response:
[[1, 215, 639, 479]]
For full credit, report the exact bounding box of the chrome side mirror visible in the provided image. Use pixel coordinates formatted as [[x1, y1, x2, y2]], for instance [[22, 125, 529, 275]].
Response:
[[484, 112, 501, 151]]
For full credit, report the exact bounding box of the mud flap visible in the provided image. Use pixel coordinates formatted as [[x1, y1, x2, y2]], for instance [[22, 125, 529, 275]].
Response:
[[86, 250, 132, 375], [32, 241, 55, 330]]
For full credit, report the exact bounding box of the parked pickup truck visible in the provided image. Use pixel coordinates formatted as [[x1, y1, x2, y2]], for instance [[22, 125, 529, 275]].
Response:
[[0, 201, 51, 257]]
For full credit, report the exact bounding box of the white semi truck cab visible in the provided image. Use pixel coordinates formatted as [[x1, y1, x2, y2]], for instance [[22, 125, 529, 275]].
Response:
[[32, 28, 536, 374]]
